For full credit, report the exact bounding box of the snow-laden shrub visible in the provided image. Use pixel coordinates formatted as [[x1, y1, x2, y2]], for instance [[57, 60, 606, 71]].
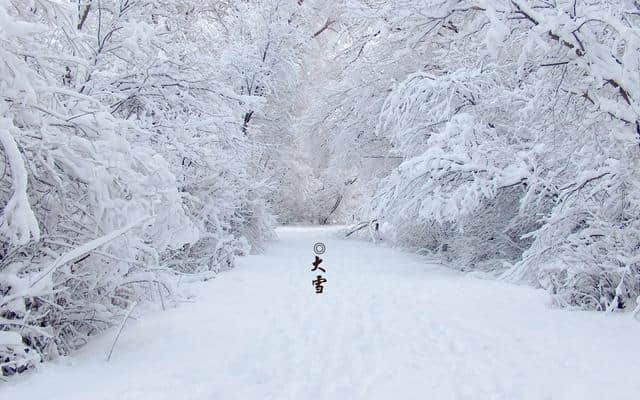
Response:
[[1, 0, 306, 376], [370, 68, 538, 273], [358, 0, 640, 310], [489, 0, 640, 310], [0, 27, 198, 373], [507, 155, 640, 311]]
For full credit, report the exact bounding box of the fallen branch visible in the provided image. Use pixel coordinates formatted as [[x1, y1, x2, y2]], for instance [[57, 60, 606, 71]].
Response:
[[345, 222, 369, 237]]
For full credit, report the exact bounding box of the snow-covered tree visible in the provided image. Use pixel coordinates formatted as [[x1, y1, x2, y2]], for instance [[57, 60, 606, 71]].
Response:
[[0, 0, 319, 376], [307, 0, 640, 311]]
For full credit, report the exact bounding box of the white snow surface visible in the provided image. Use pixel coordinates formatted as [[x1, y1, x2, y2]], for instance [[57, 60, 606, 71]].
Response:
[[4, 226, 639, 400]]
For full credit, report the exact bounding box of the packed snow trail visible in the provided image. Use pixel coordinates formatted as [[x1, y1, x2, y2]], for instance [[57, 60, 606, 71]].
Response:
[[4, 226, 640, 399]]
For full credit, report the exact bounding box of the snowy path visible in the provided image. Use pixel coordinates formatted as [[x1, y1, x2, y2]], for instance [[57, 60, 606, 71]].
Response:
[[4, 226, 640, 400]]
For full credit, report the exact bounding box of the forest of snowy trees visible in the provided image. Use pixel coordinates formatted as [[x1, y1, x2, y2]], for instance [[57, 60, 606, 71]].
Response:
[[2, 0, 639, 377], [303, 0, 640, 314], [0, 0, 319, 376]]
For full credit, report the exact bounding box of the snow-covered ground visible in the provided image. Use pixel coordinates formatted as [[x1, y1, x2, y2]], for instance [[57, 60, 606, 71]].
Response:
[[3, 226, 639, 399]]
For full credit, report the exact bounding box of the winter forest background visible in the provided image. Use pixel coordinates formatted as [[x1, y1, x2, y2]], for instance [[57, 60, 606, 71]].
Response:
[[2, 0, 640, 377]]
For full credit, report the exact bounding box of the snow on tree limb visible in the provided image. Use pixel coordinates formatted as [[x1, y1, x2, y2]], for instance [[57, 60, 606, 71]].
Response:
[[0, 118, 40, 246], [29, 216, 153, 288]]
